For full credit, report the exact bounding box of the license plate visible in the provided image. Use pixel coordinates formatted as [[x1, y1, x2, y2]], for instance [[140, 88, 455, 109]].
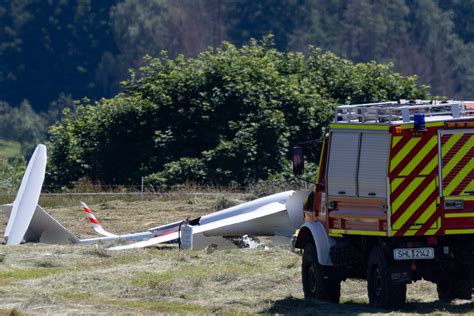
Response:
[[393, 247, 435, 260]]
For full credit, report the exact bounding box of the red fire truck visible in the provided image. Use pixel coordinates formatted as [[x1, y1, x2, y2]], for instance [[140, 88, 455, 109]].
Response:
[[293, 100, 474, 307]]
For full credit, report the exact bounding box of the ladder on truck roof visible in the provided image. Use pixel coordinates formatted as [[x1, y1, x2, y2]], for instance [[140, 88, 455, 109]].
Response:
[[335, 100, 474, 124]]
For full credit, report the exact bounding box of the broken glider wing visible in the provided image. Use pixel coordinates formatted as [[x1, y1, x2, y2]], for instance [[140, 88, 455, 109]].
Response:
[[2, 189, 305, 248], [107, 231, 180, 250], [195, 202, 289, 236], [4, 144, 47, 245], [2, 202, 154, 245], [2, 204, 79, 244], [107, 201, 288, 251], [2, 143, 307, 250], [65, 190, 301, 247]]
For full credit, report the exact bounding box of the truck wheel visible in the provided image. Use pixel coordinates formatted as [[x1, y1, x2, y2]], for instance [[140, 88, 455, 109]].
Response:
[[437, 280, 455, 302], [302, 243, 341, 303], [437, 279, 472, 301], [367, 246, 406, 308], [455, 280, 472, 300], [436, 280, 472, 302]]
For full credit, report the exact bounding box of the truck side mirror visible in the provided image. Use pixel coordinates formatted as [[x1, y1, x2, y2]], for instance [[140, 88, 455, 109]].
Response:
[[292, 146, 304, 176]]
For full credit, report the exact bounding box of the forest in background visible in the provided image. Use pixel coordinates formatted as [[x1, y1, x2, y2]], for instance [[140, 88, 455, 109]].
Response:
[[0, 0, 471, 187], [1, 0, 473, 111]]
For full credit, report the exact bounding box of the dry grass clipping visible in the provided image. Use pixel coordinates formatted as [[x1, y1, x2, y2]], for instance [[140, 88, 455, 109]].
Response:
[[0, 195, 472, 315]]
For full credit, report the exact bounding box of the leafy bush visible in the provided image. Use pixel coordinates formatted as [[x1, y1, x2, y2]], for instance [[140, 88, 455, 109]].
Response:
[[48, 37, 429, 186], [0, 158, 26, 193]]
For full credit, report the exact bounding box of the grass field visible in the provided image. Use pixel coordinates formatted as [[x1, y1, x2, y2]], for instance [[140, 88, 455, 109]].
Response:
[[0, 194, 473, 315]]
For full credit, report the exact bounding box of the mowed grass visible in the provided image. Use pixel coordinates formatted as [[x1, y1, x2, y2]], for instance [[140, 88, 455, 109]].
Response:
[[0, 194, 473, 315]]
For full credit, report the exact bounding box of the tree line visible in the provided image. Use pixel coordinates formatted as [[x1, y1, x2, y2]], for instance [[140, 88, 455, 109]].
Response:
[[0, 0, 472, 116], [47, 38, 429, 187], [0, 0, 469, 186]]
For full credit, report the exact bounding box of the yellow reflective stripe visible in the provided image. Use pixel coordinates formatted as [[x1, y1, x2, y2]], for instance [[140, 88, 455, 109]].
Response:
[[442, 139, 472, 178], [400, 122, 444, 129], [329, 229, 387, 236], [390, 178, 404, 194], [444, 158, 474, 195], [393, 181, 436, 229], [441, 133, 462, 158], [445, 229, 474, 235], [445, 212, 474, 218], [413, 200, 437, 224], [420, 218, 441, 236], [431, 218, 441, 229], [316, 139, 326, 184], [399, 137, 437, 176], [392, 136, 403, 148], [420, 155, 438, 175], [426, 122, 444, 127], [445, 196, 474, 201], [399, 122, 443, 129], [460, 180, 474, 195], [423, 229, 440, 236], [390, 138, 422, 172], [330, 124, 389, 130], [391, 177, 425, 212], [423, 229, 438, 235]]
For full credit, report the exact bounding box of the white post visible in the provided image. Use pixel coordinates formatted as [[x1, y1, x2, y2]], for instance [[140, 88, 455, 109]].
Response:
[[180, 224, 193, 249], [451, 104, 461, 118], [401, 107, 410, 122]]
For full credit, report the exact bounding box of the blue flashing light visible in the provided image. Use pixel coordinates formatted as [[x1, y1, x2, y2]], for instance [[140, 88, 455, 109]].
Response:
[[414, 113, 425, 130]]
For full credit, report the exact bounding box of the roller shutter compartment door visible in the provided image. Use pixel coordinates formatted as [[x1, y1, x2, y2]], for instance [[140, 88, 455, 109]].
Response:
[[358, 133, 390, 198], [327, 132, 360, 197]]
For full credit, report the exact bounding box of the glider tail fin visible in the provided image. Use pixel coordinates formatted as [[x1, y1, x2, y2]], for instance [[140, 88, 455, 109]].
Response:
[[80, 201, 117, 237], [4, 144, 47, 245]]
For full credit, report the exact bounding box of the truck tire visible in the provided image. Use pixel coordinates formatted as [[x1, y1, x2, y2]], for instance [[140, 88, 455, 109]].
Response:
[[367, 246, 406, 308], [302, 243, 341, 303], [437, 279, 472, 301], [436, 280, 455, 302], [455, 280, 472, 300]]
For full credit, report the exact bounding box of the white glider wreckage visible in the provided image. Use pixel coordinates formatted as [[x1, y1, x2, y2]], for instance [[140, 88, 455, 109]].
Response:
[[2, 144, 306, 251]]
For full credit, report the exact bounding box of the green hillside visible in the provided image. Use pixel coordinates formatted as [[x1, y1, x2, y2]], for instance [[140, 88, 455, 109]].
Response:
[[0, 139, 21, 159], [0, 0, 473, 114]]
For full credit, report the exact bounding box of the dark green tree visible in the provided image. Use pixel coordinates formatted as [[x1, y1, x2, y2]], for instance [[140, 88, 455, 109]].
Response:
[[0, 100, 46, 155], [227, 0, 309, 50], [1, 0, 474, 113], [47, 38, 429, 187], [438, 0, 474, 43], [0, 0, 118, 110]]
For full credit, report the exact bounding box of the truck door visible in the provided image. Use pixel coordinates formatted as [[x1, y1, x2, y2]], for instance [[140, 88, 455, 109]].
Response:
[[389, 131, 439, 236], [439, 130, 474, 234]]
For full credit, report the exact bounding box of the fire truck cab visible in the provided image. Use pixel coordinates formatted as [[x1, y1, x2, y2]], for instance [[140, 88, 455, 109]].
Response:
[[293, 100, 474, 307]]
